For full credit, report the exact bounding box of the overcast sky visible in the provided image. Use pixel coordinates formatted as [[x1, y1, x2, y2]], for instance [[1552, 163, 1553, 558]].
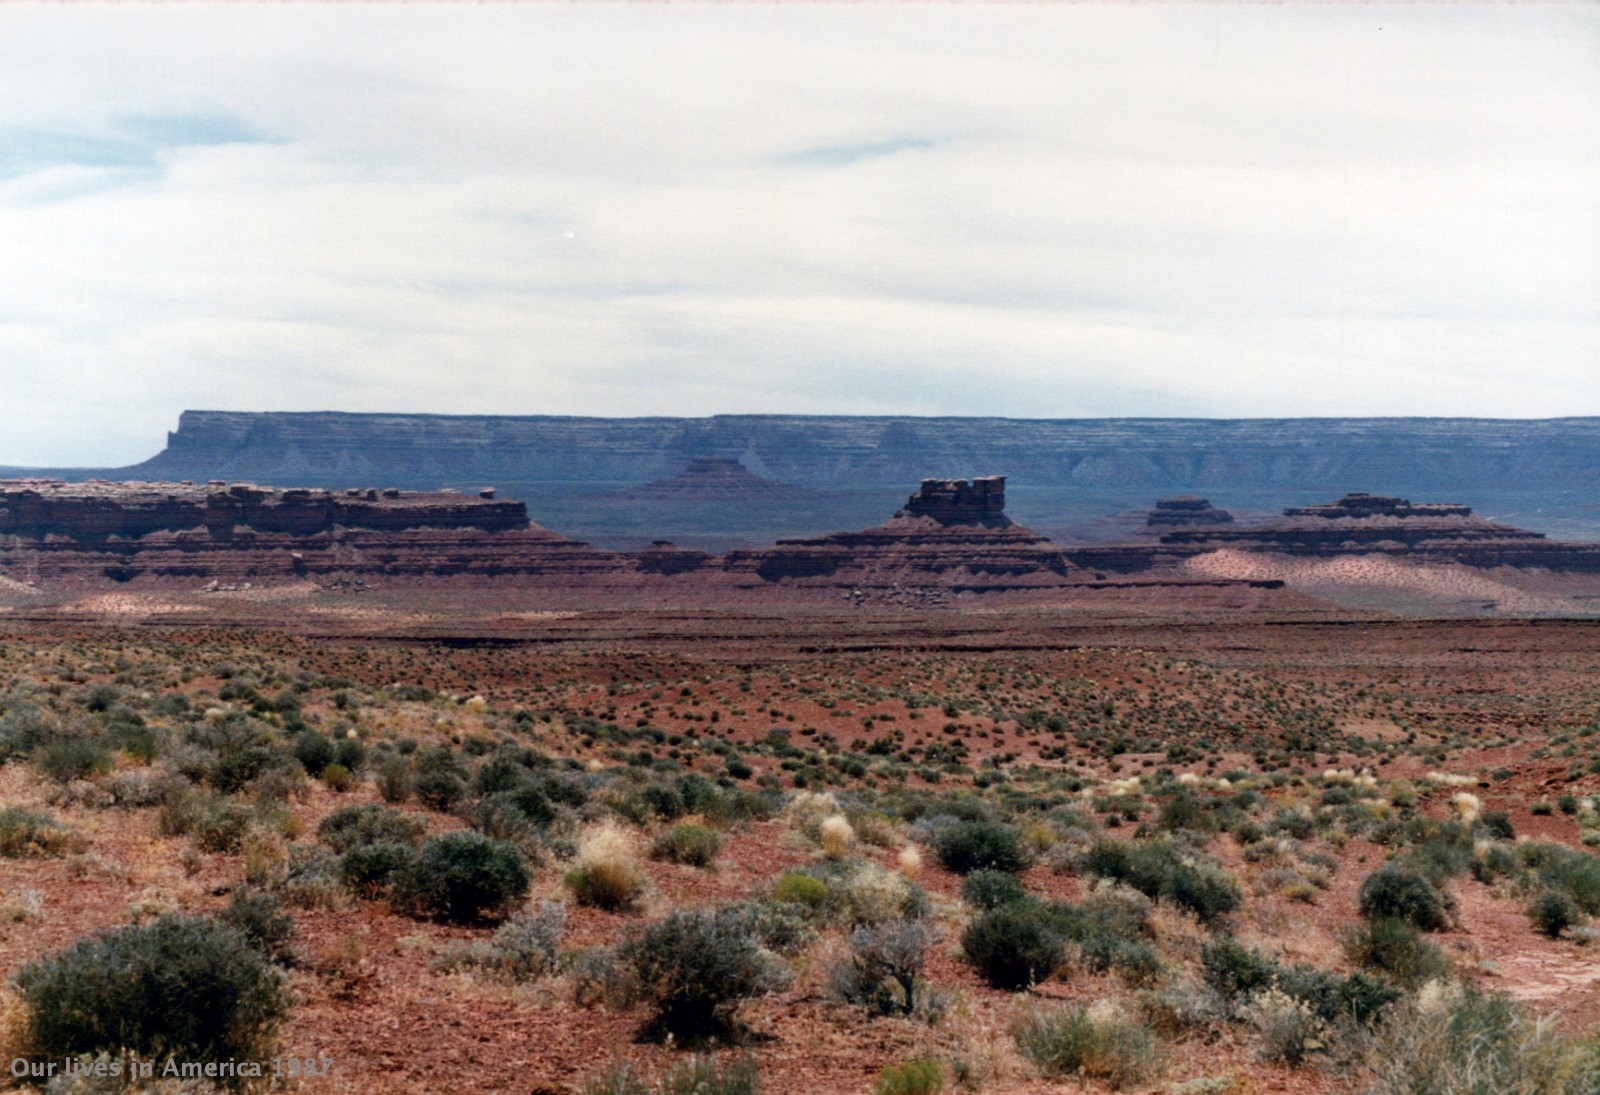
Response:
[[1, 4, 1596, 467]]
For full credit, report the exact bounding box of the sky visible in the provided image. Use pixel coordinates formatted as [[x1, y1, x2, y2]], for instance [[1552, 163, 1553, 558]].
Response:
[[1, 3, 1596, 468]]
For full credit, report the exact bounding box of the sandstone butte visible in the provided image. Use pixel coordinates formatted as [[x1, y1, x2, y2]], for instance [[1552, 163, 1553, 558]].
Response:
[[3, 477, 1599, 600], [1066, 492, 1600, 574]]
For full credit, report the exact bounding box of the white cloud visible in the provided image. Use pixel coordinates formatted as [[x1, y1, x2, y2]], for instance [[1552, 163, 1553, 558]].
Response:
[[0, 3, 1595, 465]]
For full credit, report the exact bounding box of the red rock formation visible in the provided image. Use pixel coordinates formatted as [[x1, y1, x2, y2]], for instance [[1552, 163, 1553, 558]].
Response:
[[723, 477, 1075, 596], [1143, 496, 1234, 531], [0, 480, 529, 540], [1068, 492, 1600, 573]]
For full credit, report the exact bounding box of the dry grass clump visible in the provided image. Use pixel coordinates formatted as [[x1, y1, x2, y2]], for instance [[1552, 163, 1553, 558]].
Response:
[[819, 814, 856, 860], [898, 845, 923, 880], [566, 822, 647, 912], [784, 790, 843, 839], [1013, 998, 1164, 1089]]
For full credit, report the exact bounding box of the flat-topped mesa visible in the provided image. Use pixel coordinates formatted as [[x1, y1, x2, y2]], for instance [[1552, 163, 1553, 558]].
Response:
[[896, 476, 1011, 527], [1282, 493, 1474, 520], [203, 484, 530, 538], [617, 457, 807, 501], [1144, 496, 1234, 530], [0, 479, 530, 540]]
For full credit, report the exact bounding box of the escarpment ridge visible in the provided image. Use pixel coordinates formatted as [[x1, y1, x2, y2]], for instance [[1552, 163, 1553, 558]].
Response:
[[111, 412, 1600, 492]]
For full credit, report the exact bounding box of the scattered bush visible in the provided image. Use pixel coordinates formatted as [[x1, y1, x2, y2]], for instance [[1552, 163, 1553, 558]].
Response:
[[192, 799, 256, 855], [829, 918, 935, 1016], [0, 808, 85, 858], [1081, 840, 1240, 923], [1358, 864, 1456, 931], [220, 889, 297, 966], [1363, 982, 1600, 1095], [1529, 889, 1583, 939], [650, 822, 721, 867], [340, 841, 419, 898], [438, 902, 565, 982], [873, 1057, 944, 1095], [960, 869, 1028, 910], [396, 832, 530, 923], [317, 803, 426, 853], [1244, 987, 1328, 1065], [582, 1055, 760, 1095], [14, 914, 288, 1074], [1013, 1002, 1162, 1089], [1203, 939, 1400, 1027], [34, 738, 112, 783], [961, 903, 1063, 990], [1343, 918, 1453, 988], [929, 818, 1032, 874], [771, 872, 828, 910], [414, 769, 468, 812], [618, 906, 785, 1039]]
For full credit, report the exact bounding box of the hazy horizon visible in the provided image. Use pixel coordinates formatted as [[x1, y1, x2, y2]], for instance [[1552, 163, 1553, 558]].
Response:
[[3, 4, 1596, 466]]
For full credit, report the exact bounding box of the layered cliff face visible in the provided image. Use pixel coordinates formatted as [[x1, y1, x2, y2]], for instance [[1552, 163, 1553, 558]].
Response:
[[103, 411, 1600, 498], [0, 480, 528, 539], [0, 479, 632, 589]]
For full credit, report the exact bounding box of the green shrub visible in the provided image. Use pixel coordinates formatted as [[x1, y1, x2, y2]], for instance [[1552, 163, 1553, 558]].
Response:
[[1529, 889, 1583, 939], [1204, 939, 1399, 1026], [772, 872, 828, 910], [317, 803, 427, 853], [1358, 864, 1456, 931], [929, 818, 1032, 874], [341, 841, 419, 898], [1201, 938, 1278, 1002], [873, 1057, 944, 1095], [1013, 1003, 1162, 1089], [396, 832, 530, 923], [220, 888, 298, 966], [377, 756, 412, 803], [1535, 847, 1600, 916], [1343, 918, 1453, 988], [1082, 840, 1240, 923], [618, 906, 785, 1039], [0, 807, 85, 858], [961, 902, 1063, 990], [650, 822, 722, 867], [414, 769, 468, 812], [193, 798, 256, 854], [293, 731, 336, 776], [14, 914, 288, 1077], [34, 738, 112, 782], [960, 869, 1028, 910], [1157, 790, 1218, 834]]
